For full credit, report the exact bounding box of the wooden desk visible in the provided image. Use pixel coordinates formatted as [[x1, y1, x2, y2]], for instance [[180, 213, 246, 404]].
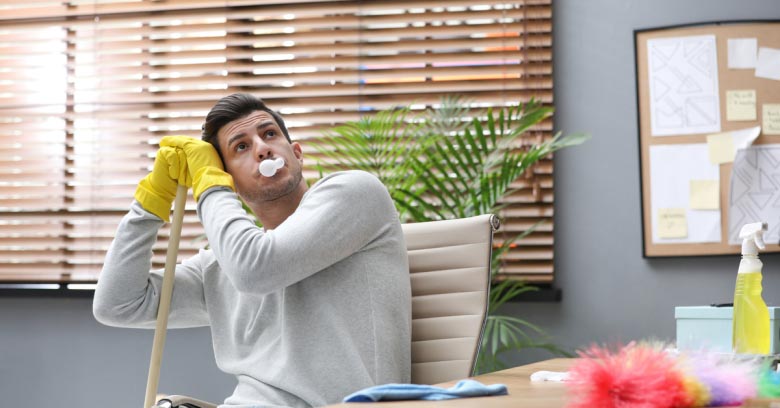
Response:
[[326, 358, 780, 408], [328, 358, 574, 408]]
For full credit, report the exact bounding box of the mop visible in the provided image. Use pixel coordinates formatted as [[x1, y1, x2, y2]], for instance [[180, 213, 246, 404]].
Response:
[[144, 184, 188, 408], [140, 157, 283, 408]]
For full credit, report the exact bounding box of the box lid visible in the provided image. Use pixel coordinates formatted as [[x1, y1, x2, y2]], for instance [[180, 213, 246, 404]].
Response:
[[675, 306, 732, 319], [675, 306, 780, 319]]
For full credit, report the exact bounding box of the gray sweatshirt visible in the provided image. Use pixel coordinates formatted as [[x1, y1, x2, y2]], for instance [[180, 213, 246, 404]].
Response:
[[93, 170, 412, 407]]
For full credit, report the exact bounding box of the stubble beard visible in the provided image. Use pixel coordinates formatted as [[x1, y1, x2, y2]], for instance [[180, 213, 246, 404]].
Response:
[[240, 168, 303, 204]]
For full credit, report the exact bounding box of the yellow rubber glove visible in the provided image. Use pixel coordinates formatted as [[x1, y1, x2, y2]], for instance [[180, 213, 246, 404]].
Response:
[[134, 146, 189, 222], [160, 135, 234, 201]]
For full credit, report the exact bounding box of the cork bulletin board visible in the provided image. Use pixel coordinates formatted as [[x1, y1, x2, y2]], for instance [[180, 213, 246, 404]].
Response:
[[636, 21, 780, 257]]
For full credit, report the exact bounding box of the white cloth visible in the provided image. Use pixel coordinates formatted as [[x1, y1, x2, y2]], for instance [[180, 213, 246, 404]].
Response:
[[529, 370, 570, 382]]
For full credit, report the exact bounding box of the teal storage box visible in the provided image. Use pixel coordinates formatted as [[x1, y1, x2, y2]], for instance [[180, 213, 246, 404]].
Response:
[[675, 306, 780, 353]]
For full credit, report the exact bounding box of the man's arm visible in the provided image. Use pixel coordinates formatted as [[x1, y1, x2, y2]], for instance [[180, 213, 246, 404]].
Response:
[[93, 201, 210, 329], [198, 170, 400, 296]]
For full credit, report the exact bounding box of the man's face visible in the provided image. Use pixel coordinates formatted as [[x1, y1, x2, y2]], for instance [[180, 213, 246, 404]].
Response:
[[216, 110, 304, 204]]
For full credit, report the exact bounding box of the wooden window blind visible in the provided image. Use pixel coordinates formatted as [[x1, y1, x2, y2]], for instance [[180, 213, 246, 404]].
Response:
[[0, 0, 554, 286]]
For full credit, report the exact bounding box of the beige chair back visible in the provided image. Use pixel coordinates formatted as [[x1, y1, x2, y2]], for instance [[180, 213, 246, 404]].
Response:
[[402, 214, 498, 385]]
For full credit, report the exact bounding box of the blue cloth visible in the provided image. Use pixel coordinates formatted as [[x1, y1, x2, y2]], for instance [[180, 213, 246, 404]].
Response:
[[342, 379, 508, 402]]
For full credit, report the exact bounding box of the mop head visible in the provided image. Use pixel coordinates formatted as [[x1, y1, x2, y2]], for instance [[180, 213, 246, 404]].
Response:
[[566, 342, 767, 408]]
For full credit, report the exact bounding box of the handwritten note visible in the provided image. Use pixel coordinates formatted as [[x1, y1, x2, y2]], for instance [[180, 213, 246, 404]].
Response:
[[707, 133, 735, 164], [726, 90, 756, 121], [764, 104, 780, 135], [690, 180, 719, 210], [657, 208, 688, 239]]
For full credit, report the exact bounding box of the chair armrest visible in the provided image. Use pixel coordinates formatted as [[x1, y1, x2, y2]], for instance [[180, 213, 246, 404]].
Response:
[[155, 395, 218, 408]]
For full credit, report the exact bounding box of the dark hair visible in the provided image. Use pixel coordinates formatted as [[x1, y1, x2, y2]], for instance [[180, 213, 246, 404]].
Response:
[[201, 93, 291, 160]]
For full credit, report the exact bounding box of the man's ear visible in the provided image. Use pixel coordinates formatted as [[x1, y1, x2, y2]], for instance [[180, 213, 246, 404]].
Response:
[[292, 142, 303, 161]]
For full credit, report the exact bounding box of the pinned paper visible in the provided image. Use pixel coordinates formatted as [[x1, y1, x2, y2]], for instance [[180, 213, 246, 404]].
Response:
[[764, 104, 780, 135], [731, 126, 762, 149], [647, 35, 720, 137], [706, 126, 761, 164], [728, 38, 758, 69], [756, 47, 780, 81], [729, 146, 780, 245], [726, 90, 756, 121], [689, 180, 719, 210], [657, 208, 688, 239], [707, 133, 735, 164], [650, 144, 720, 244]]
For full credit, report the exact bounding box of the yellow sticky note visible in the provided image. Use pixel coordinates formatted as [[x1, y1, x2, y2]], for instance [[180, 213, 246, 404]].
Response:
[[764, 104, 780, 135], [657, 208, 688, 239], [726, 90, 757, 121], [707, 132, 736, 164], [690, 179, 719, 210]]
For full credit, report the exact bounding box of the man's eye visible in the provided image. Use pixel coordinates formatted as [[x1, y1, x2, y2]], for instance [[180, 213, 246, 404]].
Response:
[[265, 130, 276, 138], [236, 142, 248, 151]]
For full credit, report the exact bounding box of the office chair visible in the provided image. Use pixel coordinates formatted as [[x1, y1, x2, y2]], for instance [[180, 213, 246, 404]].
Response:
[[156, 214, 498, 408]]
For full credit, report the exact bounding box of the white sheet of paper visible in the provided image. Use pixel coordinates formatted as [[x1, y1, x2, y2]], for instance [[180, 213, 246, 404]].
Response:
[[650, 144, 721, 243], [647, 35, 721, 136], [728, 38, 758, 69], [732, 126, 761, 150], [755, 47, 780, 81], [729, 145, 780, 244]]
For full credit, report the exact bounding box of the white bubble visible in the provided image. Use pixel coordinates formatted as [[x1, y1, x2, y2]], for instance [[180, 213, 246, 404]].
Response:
[[259, 157, 285, 177]]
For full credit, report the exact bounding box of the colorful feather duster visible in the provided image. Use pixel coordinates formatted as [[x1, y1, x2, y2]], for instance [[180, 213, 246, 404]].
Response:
[[758, 363, 780, 398], [684, 352, 759, 406], [566, 342, 764, 408]]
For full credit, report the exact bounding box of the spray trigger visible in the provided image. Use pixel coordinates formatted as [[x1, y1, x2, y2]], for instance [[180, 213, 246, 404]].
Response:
[[739, 222, 768, 254]]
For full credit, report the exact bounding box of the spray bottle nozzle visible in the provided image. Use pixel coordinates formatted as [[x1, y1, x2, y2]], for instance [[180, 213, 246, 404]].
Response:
[[739, 221, 768, 254]]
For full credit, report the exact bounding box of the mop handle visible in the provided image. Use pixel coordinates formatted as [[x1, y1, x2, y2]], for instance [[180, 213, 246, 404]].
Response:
[[144, 184, 188, 408]]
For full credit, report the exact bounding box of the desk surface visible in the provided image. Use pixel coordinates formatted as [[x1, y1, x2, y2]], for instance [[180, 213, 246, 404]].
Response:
[[328, 358, 574, 408], [326, 359, 779, 408]]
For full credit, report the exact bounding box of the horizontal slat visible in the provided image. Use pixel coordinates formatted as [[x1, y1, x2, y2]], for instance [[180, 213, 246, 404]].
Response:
[[0, 89, 552, 113], [411, 360, 472, 385], [48, 20, 550, 46], [412, 291, 486, 319], [411, 315, 484, 341], [410, 267, 488, 296], [61, 66, 538, 93], [0, 1, 550, 24], [64, 36, 531, 59], [408, 243, 491, 272], [411, 337, 477, 363]]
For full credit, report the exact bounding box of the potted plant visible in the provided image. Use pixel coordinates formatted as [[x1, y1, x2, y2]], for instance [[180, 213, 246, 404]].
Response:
[[313, 96, 589, 373]]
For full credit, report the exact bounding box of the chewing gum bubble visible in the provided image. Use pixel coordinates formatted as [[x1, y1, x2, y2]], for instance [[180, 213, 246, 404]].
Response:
[[259, 157, 285, 177]]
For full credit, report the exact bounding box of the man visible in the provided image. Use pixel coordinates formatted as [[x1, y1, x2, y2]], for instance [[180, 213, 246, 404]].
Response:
[[93, 93, 412, 407]]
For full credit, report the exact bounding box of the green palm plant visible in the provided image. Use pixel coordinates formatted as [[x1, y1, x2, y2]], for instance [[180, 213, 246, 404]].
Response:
[[314, 96, 589, 373], [313, 106, 439, 220]]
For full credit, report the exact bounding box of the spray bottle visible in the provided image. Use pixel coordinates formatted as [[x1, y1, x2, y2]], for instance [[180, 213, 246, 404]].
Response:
[[732, 221, 770, 354]]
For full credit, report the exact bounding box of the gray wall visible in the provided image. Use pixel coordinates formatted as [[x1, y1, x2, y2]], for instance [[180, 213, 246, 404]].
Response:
[[505, 0, 780, 365], [2, 1, 780, 407], [0, 296, 233, 407]]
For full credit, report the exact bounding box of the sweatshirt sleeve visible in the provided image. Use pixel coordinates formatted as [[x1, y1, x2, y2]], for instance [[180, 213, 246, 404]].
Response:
[[93, 201, 210, 329], [197, 170, 399, 296]]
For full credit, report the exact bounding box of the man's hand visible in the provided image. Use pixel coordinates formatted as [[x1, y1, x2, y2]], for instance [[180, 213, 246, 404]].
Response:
[[134, 146, 189, 222], [160, 136, 235, 201]]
